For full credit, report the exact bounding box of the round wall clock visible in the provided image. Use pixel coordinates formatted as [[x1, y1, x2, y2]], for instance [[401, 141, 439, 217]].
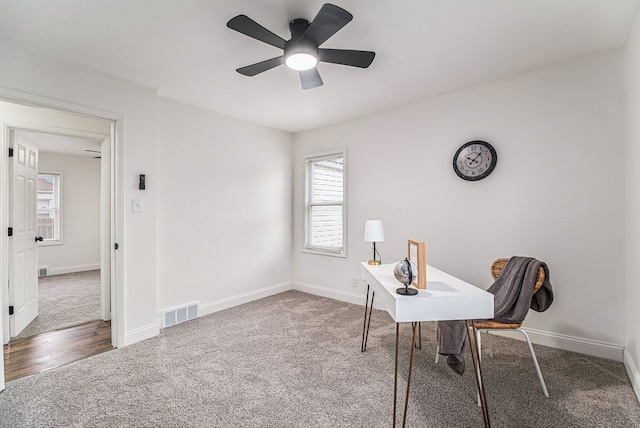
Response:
[[453, 140, 497, 181]]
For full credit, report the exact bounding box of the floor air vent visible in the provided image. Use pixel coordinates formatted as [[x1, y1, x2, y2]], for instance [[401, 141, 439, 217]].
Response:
[[38, 267, 48, 277], [162, 303, 198, 328]]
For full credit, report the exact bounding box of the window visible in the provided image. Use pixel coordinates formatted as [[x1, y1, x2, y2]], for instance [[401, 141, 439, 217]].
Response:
[[304, 149, 346, 257], [37, 172, 63, 245]]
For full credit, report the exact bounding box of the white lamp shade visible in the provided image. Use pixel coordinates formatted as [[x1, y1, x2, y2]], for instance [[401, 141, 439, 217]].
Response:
[[364, 220, 385, 242]]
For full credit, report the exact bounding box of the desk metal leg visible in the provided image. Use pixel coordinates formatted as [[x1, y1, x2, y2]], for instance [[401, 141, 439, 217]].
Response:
[[392, 322, 419, 428], [402, 322, 419, 427], [361, 284, 375, 352], [393, 323, 400, 427], [466, 320, 491, 428], [392, 321, 490, 428]]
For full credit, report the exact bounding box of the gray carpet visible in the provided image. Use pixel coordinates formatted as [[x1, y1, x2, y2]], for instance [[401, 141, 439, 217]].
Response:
[[14, 270, 101, 339], [1, 290, 639, 427]]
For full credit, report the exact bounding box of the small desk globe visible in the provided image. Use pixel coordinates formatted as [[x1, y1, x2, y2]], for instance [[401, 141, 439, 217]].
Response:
[[394, 258, 419, 296]]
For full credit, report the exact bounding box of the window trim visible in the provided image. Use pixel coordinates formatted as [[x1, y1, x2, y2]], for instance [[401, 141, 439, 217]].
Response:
[[303, 148, 347, 258], [37, 170, 64, 246]]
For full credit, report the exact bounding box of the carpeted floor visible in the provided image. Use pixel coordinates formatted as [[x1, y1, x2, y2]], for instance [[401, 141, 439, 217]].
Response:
[[14, 270, 101, 339], [1, 290, 639, 427]]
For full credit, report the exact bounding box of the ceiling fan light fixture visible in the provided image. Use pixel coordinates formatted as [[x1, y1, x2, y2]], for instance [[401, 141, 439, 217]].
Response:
[[227, 4, 374, 88], [285, 52, 318, 71]]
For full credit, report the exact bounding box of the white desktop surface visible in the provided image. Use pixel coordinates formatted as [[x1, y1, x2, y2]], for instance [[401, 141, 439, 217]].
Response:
[[361, 262, 494, 323]]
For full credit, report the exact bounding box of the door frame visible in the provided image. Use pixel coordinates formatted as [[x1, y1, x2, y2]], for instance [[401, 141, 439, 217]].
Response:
[[0, 89, 124, 355]]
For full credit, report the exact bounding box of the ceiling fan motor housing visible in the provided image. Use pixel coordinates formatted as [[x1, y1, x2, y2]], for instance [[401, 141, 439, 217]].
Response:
[[285, 19, 318, 61], [289, 19, 311, 39]]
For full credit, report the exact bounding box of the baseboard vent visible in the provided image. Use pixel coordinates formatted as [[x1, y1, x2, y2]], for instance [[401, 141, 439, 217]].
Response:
[[162, 302, 199, 328], [38, 267, 48, 277]]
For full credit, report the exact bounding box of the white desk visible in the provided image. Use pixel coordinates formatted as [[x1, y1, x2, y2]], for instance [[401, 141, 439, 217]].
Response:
[[360, 262, 494, 427]]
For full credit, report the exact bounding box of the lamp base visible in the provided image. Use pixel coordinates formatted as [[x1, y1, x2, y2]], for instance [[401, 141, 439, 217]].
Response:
[[396, 287, 418, 296], [368, 260, 381, 265]]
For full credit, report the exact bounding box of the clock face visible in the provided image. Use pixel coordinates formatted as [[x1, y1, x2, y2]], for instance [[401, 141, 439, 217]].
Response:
[[453, 141, 497, 181]]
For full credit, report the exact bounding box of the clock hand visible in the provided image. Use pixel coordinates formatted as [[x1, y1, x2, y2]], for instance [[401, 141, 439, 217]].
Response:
[[466, 153, 481, 165]]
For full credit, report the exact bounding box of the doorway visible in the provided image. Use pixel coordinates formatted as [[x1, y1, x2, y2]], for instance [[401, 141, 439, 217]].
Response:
[[11, 130, 105, 340], [0, 97, 121, 388]]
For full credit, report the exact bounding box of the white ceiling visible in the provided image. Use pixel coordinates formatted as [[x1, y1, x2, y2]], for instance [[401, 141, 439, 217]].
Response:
[[16, 130, 102, 158], [0, 0, 638, 133]]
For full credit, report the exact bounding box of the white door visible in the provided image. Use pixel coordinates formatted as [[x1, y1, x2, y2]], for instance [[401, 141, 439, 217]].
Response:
[[9, 136, 39, 337]]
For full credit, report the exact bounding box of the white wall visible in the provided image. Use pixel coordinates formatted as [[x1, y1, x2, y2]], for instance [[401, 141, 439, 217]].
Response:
[[625, 8, 640, 399], [0, 32, 630, 368], [157, 98, 293, 315], [293, 51, 626, 360], [0, 39, 159, 345], [38, 152, 100, 275], [0, 39, 294, 345]]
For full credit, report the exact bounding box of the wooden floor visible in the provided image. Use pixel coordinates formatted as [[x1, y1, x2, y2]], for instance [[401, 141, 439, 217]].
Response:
[[3, 320, 113, 382]]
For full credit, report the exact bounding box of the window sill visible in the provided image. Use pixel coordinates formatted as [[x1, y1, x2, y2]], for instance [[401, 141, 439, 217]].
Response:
[[302, 247, 347, 258], [38, 240, 63, 247]]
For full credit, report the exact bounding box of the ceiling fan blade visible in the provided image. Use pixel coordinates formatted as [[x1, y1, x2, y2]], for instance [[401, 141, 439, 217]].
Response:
[[318, 49, 375, 68], [236, 56, 284, 76], [302, 4, 353, 46], [299, 68, 323, 90], [227, 15, 286, 49]]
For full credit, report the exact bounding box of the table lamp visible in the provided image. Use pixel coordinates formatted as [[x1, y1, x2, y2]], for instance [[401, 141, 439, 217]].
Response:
[[364, 220, 385, 265]]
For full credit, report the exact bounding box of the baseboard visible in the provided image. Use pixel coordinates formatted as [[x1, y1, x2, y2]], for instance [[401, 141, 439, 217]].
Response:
[[293, 281, 387, 311], [488, 327, 625, 362], [45, 263, 100, 276], [293, 281, 625, 362], [199, 282, 293, 317], [123, 321, 160, 347], [624, 350, 640, 403], [293, 281, 364, 306]]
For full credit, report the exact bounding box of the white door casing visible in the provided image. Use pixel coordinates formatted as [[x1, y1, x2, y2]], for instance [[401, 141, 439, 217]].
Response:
[[9, 134, 39, 336], [100, 135, 111, 322], [0, 123, 7, 392], [0, 94, 123, 394]]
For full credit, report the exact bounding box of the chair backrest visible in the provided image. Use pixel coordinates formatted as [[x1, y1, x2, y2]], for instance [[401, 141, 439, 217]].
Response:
[[491, 258, 545, 294]]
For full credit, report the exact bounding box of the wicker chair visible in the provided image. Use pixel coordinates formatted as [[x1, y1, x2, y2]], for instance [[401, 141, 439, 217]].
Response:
[[473, 258, 549, 397]]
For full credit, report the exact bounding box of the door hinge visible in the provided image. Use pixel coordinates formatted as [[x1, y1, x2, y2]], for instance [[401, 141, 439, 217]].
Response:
[[8, 147, 13, 157], [9, 306, 14, 315], [8, 227, 12, 237], [114, 243, 119, 250]]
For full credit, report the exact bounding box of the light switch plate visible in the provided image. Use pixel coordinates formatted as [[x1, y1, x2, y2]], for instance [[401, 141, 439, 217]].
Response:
[[132, 199, 143, 213]]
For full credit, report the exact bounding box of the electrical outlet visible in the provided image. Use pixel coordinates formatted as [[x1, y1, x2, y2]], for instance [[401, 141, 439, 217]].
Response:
[[352, 276, 358, 288]]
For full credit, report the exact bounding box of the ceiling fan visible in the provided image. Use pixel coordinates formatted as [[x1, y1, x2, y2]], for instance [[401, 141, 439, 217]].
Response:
[[227, 3, 375, 90], [85, 149, 101, 159]]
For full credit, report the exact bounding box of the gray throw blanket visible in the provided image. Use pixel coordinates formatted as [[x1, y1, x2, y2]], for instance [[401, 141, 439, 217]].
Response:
[[437, 257, 554, 375]]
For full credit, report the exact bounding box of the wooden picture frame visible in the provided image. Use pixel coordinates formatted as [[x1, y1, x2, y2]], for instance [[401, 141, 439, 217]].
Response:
[[407, 240, 426, 289]]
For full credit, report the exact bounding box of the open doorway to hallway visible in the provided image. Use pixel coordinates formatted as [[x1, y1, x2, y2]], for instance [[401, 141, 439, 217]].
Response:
[[0, 99, 119, 384], [12, 131, 104, 340]]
